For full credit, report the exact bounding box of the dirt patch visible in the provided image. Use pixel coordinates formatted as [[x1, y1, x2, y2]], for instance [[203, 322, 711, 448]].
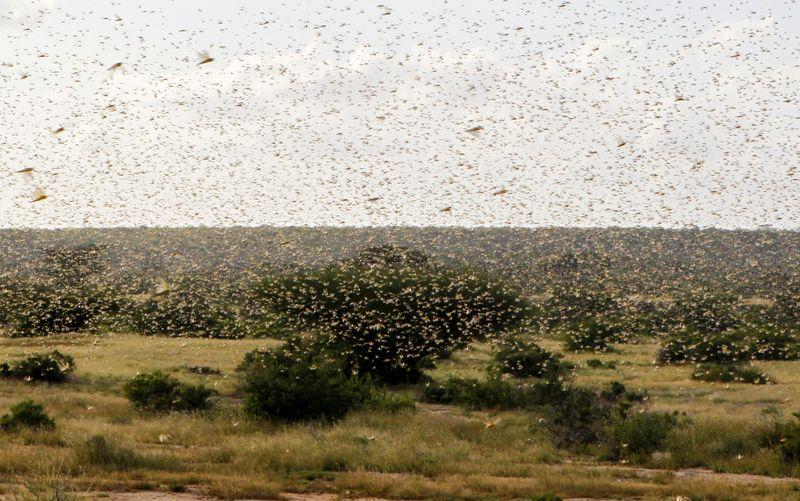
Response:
[[673, 467, 797, 485], [581, 464, 799, 485]]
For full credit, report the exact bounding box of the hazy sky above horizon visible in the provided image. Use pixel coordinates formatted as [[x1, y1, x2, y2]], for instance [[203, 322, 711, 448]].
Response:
[[0, 0, 798, 229]]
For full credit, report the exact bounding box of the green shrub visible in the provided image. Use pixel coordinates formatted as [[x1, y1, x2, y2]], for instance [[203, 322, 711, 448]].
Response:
[[0, 400, 55, 432], [422, 375, 644, 448], [606, 411, 678, 460], [669, 289, 739, 333], [422, 375, 535, 410], [691, 363, 771, 385], [586, 358, 617, 369], [0, 351, 75, 383], [123, 371, 217, 413], [492, 336, 568, 379], [543, 286, 620, 325], [3, 282, 108, 337], [531, 493, 562, 501], [423, 373, 648, 449], [254, 259, 529, 383], [75, 434, 144, 470], [767, 277, 800, 325], [777, 430, 800, 464], [542, 381, 645, 448], [657, 328, 744, 364], [760, 413, 800, 463], [738, 324, 800, 360], [563, 320, 620, 352], [128, 284, 240, 338], [240, 337, 375, 422], [657, 326, 800, 364]]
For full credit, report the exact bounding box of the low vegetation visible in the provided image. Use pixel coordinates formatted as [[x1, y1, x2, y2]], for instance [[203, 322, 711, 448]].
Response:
[[240, 336, 376, 422], [0, 244, 799, 498], [586, 358, 617, 369], [0, 350, 75, 383], [657, 326, 800, 364], [0, 282, 109, 337], [0, 400, 55, 432], [491, 334, 568, 379], [74, 434, 145, 470], [253, 249, 530, 383], [691, 363, 772, 385], [562, 319, 621, 352], [128, 287, 240, 338], [605, 411, 679, 461], [761, 413, 800, 464], [123, 371, 217, 413]]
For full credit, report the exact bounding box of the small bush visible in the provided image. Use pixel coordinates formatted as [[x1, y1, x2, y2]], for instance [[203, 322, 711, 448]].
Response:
[[0, 351, 75, 383], [657, 326, 800, 364], [0, 400, 55, 432], [542, 381, 645, 448], [240, 337, 375, 422], [422, 375, 533, 410], [691, 363, 771, 385], [123, 371, 217, 413], [760, 413, 800, 463], [424, 374, 646, 449], [129, 288, 239, 338], [3, 283, 108, 337], [669, 289, 739, 333], [657, 329, 743, 364], [563, 320, 620, 352], [492, 336, 568, 379], [586, 358, 617, 369], [606, 411, 678, 460], [531, 493, 562, 501], [774, 282, 800, 324], [739, 324, 800, 360], [75, 434, 144, 470], [543, 286, 620, 325]]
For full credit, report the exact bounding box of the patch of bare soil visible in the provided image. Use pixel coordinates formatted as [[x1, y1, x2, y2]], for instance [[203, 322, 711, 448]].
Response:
[[581, 464, 799, 485], [669, 467, 797, 485]]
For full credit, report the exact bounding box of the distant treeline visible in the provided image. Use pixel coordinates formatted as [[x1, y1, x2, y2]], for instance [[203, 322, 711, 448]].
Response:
[[0, 226, 797, 297]]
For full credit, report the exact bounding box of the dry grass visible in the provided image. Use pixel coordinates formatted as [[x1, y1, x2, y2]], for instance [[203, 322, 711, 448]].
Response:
[[0, 333, 798, 499]]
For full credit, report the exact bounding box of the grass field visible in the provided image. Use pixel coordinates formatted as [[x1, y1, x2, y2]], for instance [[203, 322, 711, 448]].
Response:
[[1, 332, 799, 500]]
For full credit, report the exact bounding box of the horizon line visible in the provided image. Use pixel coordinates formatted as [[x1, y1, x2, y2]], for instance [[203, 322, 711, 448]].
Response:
[[0, 223, 793, 233]]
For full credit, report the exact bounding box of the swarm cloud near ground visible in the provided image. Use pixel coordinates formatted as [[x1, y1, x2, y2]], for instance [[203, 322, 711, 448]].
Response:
[[0, 0, 798, 229]]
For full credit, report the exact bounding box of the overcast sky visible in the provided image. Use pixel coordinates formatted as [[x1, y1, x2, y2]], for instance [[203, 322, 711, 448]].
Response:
[[0, 0, 798, 229]]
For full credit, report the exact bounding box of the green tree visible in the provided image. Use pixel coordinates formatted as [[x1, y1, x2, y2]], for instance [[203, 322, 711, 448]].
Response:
[[255, 258, 529, 383]]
